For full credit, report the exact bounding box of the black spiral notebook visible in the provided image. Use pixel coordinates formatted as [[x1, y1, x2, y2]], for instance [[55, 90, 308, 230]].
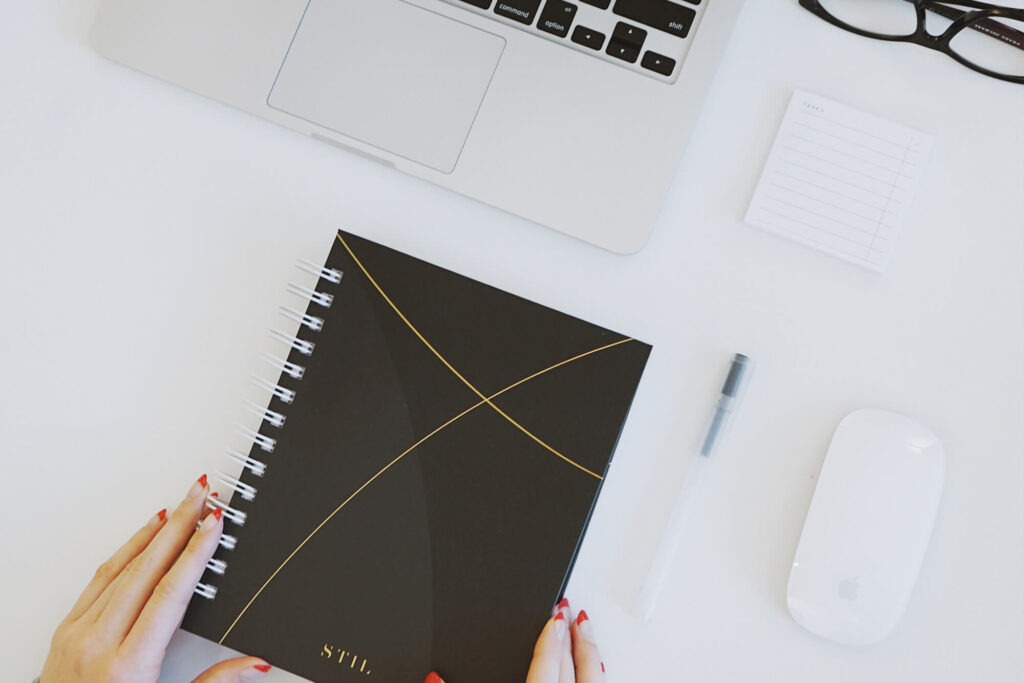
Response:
[[182, 231, 651, 682]]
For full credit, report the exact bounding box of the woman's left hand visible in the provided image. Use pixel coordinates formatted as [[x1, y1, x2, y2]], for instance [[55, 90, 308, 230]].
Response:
[[40, 474, 272, 683]]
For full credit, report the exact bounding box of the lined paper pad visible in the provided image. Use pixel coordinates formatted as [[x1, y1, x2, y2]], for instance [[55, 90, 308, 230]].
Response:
[[746, 90, 933, 272]]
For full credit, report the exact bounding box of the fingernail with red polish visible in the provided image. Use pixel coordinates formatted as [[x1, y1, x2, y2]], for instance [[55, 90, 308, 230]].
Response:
[[156, 508, 167, 523], [425, 672, 445, 683], [200, 506, 223, 532], [601, 662, 606, 673], [188, 474, 208, 499], [253, 663, 271, 673], [576, 609, 596, 643]]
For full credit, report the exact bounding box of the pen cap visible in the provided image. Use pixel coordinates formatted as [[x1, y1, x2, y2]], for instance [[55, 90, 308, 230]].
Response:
[[700, 354, 754, 457], [721, 353, 753, 400]]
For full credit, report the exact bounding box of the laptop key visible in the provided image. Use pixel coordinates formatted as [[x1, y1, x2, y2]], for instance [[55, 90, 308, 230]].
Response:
[[445, 0, 701, 81], [606, 41, 640, 63], [641, 50, 675, 76], [571, 25, 606, 50], [538, 1, 578, 38], [494, 0, 542, 25], [612, 0, 696, 38], [611, 21, 647, 47], [606, 21, 645, 63]]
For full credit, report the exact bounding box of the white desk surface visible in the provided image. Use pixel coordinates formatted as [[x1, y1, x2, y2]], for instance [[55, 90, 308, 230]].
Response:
[[3, 1, 1022, 681]]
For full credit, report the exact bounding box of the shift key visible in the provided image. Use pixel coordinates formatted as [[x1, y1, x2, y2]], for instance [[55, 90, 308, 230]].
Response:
[[612, 0, 696, 38]]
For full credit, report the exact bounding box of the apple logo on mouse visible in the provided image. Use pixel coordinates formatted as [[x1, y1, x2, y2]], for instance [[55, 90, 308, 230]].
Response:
[[838, 577, 860, 601]]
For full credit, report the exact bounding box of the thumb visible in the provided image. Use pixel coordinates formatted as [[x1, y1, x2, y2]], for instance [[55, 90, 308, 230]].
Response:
[[192, 656, 272, 683]]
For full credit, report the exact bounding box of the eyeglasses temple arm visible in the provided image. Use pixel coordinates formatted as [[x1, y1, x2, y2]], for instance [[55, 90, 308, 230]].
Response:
[[926, 2, 1024, 51]]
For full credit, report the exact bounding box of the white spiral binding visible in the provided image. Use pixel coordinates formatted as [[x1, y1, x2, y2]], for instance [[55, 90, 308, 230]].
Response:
[[216, 471, 257, 501], [206, 558, 227, 575], [261, 351, 304, 381], [194, 583, 218, 599], [280, 305, 324, 332], [270, 328, 315, 356], [287, 282, 333, 308], [238, 425, 276, 453], [206, 495, 247, 525], [297, 258, 343, 284], [192, 257, 341, 601], [245, 399, 287, 428], [251, 376, 295, 404], [225, 448, 266, 477]]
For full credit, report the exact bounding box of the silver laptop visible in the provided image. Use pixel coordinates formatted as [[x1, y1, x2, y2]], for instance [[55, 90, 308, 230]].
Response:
[[91, 0, 743, 253]]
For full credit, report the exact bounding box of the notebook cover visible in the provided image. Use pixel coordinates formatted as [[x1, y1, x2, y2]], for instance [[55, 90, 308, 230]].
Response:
[[182, 231, 651, 682]]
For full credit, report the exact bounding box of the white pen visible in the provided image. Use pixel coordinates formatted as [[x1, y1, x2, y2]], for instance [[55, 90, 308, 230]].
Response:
[[636, 353, 754, 622]]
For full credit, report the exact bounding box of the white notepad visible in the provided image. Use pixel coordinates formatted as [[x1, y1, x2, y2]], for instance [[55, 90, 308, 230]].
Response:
[[746, 90, 933, 272]]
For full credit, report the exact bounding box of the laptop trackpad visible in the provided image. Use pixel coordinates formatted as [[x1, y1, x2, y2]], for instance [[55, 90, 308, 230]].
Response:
[[268, 0, 504, 173]]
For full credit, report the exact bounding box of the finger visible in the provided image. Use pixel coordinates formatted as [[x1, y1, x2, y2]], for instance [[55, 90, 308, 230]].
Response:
[[86, 488, 218, 628], [526, 612, 568, 683], [192, 656, 271, 683], [559, 604, 575, 683], [85, 554, 137, 624], [122, 506, 224, 661], [201, 491, 220, 519], [94, 474, 209, 641], [570, 610, 605, 683], [65, 509, 167, 624]]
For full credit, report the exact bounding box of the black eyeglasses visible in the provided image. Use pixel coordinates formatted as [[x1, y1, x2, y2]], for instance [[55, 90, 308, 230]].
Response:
[[799, 0, 1024, 84]]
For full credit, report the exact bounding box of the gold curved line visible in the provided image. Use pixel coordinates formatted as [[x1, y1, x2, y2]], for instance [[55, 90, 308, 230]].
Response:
[[219, 403, 476, 645], [337, 233, 608, 480], [218, 336, 633, 644]]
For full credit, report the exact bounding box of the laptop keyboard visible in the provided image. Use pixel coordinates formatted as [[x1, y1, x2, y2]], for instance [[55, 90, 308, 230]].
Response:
[[442, 0, 710, 82]]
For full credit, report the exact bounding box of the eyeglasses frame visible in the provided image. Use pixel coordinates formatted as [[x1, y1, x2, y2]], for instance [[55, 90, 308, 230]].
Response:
[[799, 0, 1024, 84]]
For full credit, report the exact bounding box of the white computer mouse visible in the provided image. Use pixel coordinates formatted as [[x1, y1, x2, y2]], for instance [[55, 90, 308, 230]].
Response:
[[786, 409, 945, 646]]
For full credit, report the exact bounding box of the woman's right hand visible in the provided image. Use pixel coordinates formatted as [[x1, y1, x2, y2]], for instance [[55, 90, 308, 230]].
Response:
[[524, 599, 605, 683], [425, 599, 605, 683]]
